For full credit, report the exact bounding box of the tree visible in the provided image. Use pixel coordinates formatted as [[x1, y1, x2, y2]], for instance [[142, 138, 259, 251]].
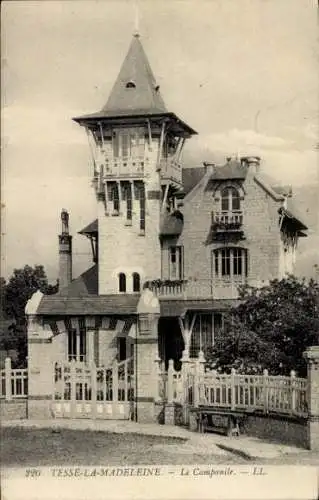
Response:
[[206, 275, 319, 377], [1, 265, 58, 366]]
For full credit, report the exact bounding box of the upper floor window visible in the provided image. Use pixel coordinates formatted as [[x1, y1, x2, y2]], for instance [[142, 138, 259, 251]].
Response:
[[118, 273, 126, 293], [169, 246, 184, 280], [68, 328, 86, 362], [112, 129, 145, 159], [132, 273, 141, 292], [221, 187, 240, 212], [213, 247, 248, 278], [139, 184, 146, 232]]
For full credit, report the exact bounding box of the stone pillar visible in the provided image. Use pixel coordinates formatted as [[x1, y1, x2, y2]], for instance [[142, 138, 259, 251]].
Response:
[[303, 346, 319, 451], [165, 360, 176, 425], [26, 291, 54, 419], [135, 289, 160, 423]]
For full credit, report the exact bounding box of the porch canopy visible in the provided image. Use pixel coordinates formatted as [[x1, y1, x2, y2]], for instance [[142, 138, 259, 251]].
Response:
[[160, 298, 239, 317]]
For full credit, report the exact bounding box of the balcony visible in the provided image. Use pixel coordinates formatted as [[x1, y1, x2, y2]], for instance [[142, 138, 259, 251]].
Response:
[[144, 280, 187, 298], [143, 278, 241, 300], [159, 157, 182, 186], [103, 157, 145, 179], [212, 211, 243, 232]]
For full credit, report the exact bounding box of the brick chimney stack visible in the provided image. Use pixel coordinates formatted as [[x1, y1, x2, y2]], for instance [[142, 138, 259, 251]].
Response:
[[241, 156, 261, 174], [58, 209, 72, 290]]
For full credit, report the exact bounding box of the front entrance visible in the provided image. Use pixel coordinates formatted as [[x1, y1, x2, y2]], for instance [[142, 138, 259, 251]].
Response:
[[51, 357, 135, 419]]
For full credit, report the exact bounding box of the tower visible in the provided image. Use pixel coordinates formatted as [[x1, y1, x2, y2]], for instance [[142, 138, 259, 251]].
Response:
[[74, 34, 196, 294]]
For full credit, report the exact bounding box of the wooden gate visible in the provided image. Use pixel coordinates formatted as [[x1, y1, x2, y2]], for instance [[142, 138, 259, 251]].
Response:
[[52, 357, 135, 419]]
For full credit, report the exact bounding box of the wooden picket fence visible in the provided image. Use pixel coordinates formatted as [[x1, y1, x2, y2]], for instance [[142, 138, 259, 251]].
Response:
[[0, 358, 28, 400], [52, 357, 135, 419], [162, 359, 308, 418]]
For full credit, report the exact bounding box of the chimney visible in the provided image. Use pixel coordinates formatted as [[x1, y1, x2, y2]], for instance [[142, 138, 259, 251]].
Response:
[[58, 209, 72, 290], [203, 161, 215, 174], [240, 156, 261, 173]]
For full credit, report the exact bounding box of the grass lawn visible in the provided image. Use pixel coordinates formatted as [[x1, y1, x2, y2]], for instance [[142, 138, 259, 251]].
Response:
[[1, 427, 248, 467]]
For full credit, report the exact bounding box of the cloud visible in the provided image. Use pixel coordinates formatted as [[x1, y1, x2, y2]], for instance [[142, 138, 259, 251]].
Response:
[[197, 128, 292, 155], [187, 128, 318, 186], [2, 105, 88, 146]]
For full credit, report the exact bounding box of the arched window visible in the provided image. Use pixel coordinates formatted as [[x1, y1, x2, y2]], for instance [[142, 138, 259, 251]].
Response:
[[132, 273, 141, 292], [118, 273, 126, 293], [221, 187, 240, 212]]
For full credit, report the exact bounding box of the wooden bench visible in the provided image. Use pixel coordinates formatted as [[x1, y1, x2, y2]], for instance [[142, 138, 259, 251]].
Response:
[[192, 407, 247, 436]]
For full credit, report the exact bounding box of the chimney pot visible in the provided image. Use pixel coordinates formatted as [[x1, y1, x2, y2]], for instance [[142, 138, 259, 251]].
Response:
[[240, 155, 261, 172], [203, 162, 215, 174]]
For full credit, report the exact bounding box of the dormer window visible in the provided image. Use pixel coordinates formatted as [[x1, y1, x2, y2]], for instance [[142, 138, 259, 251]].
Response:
[[126, 81, 136, 89], [221, 187, 240, 212], [212, 186, 243, 231]]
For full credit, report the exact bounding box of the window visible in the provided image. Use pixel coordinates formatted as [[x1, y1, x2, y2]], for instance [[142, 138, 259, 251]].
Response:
[[132, 273, 140, 292], [112, 129, 145, 159], [119, 273, 126, 292], [139, 184, 145, 232], [189, 313, 223, 358], [169, 246, 184, 280], [68, 328, 86, 362], [126, 81, 136, 88], [117, 338, 127, 361], [221, 187, 241, 212], [213, 248, 248, 278]]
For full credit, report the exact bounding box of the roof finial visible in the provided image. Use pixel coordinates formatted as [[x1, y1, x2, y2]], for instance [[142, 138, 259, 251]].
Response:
[[133, 0, 140, 37]]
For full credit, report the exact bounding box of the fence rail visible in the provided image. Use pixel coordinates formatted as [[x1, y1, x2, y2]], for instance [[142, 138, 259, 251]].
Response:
[[165, 359, 308, 418]]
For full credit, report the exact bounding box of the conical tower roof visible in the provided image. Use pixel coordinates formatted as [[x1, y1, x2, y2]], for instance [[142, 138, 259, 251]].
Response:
[[102, 34, 167, 116], [73, 35, 197, 136]]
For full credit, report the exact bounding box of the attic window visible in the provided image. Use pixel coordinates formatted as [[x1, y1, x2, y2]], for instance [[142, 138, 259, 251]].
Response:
[[126, 81, 136, 89]]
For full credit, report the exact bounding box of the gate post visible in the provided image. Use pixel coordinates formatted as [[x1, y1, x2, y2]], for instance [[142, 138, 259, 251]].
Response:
[[91, 363, 97, 419], [135, 289, 160, 423], [303, 346, 319, 450], [5, 358, 12, 401], [26, 291, 55, 419]]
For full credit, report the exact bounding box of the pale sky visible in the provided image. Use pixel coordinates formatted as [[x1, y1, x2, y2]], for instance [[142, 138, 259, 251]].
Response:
[[1, 0, 318, 282]]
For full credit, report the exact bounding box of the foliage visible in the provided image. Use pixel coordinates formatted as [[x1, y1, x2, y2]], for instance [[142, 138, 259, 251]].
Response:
[[143, 278, 187, 289], [1, 265, 58, 366], [206, 275, 319, 376]]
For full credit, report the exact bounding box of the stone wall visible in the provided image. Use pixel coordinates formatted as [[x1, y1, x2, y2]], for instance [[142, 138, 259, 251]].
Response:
[[1, 400, 27, 420], [243, 413, 308, 449], [98, 142, 162, 294]]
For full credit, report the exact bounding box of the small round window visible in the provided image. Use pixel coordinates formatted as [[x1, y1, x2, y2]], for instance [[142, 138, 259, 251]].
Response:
[[126, 81, 136, 89]]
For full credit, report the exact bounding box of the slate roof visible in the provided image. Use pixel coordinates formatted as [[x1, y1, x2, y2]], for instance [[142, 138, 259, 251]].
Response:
[[37, 294, 140, 316], [205, 159, 247, 190], [102, 35, 167, 117], [182, 166, 207, 195], [74, 35, 166, 120], [160, 299, 239, 317], [79, 219, 98, 235], [58, 265, 98, 297], [73, 36, 197, 136]]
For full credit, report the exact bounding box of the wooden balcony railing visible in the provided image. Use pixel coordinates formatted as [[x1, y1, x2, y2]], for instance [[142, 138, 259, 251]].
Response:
[[103, 157, 145, 178], [212, 211, 243, 230], [159, 157, 182, 184], [144, 280, 187, 297]]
